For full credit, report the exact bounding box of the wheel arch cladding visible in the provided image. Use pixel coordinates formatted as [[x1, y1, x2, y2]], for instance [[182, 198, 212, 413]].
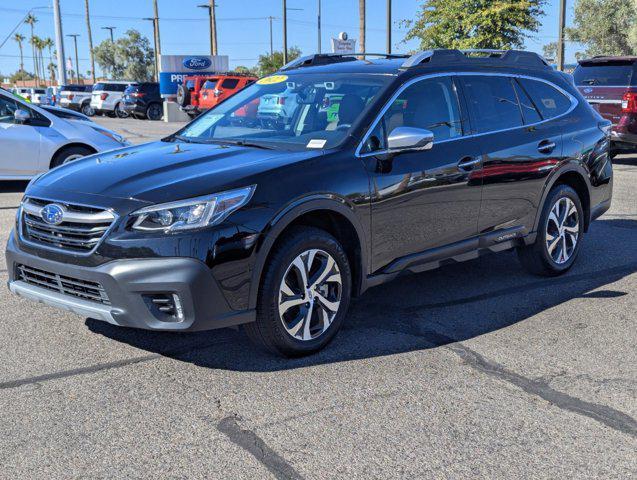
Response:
[[249, 200, 367, 310]]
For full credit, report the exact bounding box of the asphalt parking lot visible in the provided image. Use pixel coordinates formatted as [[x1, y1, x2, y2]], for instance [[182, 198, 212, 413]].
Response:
[[0, 117, 635, 479]]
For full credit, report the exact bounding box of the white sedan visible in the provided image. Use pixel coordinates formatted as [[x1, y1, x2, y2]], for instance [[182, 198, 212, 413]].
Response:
[[0, 88, 130, 180]]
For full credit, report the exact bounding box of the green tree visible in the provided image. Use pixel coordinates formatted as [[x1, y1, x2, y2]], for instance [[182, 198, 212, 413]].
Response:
[[568, 0, 637, 57], [403, 0, 545, 50], [256, 46, 301, 76], [13, 34, 25, 72], [542, 41, 557, 61], [93, 29, 154, 81], [24, 14, 38, 85], [10, 70, 34, 83]]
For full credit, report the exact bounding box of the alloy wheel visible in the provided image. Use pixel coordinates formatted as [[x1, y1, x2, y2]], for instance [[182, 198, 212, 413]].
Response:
[[546, 196, 579, 264], [278, 249, 342, 341], [62, 154, 85, 165]]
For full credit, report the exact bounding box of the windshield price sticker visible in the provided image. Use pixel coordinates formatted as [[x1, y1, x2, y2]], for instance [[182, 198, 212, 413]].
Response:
[[257, 75, 289, 85], [307, 139, 327, 149]]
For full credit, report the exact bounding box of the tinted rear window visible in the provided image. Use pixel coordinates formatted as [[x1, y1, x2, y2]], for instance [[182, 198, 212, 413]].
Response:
[[221, 78, 240, 89], [94, 83, 128, 92], [518, 78, 572, 120], [62, 85, 91, 92], [459, 76, 523, 133], [573, 64, 635, 86]]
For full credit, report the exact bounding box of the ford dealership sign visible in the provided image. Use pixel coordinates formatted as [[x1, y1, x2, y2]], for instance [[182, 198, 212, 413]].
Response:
[[159, 55, 229, 98], [183, 57, 212, 70]]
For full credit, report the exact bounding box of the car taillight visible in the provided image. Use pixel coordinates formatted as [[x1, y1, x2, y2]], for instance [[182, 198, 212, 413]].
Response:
[[68, 94, 74, 100], [131, 92, 146, 98], [621, 92, 637, 113], [278, 97, 285, 105], [100, 92, 109, 101]]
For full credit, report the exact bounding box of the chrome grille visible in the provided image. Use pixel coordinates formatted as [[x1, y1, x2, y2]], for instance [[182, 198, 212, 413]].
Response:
[[16, 264, 110, 305], [20, 197, 115, 253]]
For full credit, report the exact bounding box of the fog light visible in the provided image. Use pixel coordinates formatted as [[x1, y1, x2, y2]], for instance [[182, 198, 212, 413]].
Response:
[[144, 293, 185, 322]]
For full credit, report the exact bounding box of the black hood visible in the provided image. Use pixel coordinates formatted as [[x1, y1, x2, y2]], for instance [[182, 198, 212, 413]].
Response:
[[33, 141, 320, 205]]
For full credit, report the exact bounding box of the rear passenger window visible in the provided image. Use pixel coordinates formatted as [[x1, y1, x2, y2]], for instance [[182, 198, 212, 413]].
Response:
[[221, 78, 240, 89], [459, 76, 523, 133], [512, 80, 542, 124], [518, 78, 572, 119]]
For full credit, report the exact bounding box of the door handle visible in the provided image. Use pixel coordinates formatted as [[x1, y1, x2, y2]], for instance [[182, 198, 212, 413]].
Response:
[[457, 156, 481, 171], [538, 140, 556, 154]]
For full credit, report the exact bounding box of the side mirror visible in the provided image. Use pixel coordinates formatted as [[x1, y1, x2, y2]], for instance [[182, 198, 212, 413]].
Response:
[[387, 127, 434, 153], [14, 109, 31, 124]]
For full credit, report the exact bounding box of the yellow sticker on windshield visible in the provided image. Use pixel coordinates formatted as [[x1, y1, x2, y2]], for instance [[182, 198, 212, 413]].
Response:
[[257, 75, 288, 85]]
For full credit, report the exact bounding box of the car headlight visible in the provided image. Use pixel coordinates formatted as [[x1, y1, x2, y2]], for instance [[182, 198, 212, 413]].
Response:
[[130, 186, 256, 232], [94, 127, 126, 145]]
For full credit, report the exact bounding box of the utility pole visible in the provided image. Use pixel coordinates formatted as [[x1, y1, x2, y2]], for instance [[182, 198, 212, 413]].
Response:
[[198, 2, 218, 56], [386, 0, 391, 54], [267, 16, 275, 57], [53, 0, 67, 85], [359, 0, 366, 55], [282, 0, 288, 63], [102, 26, 115, 42], [67, 34, 80, 84], [317, 0, 321, 53], [84, 0, 96, 83], [557, 0, 567, 71], [152, 0, 161, 73], [143, 18, 159, 81]]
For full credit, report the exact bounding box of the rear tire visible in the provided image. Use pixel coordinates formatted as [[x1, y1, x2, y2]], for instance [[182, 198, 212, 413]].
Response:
[[176, 84, 190, 107], [81, 102, 94, 117], [114, 102, 128, 118], [244, 227, 352, 357], [146, 102, 163, 121], [50, 145, 94, 168], [517, 184, 584, 276]]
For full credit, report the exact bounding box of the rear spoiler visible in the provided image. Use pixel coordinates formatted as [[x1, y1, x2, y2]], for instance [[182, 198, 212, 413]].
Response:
[[578, 56, 637, 66]]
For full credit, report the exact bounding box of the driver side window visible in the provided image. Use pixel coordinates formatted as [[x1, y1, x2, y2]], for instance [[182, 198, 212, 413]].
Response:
[[0, 96, 19, 124], [362, 76, 463, 153]]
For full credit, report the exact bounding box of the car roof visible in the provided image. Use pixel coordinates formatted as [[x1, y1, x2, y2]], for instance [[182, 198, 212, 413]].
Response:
[[578, 56, 637, 65]]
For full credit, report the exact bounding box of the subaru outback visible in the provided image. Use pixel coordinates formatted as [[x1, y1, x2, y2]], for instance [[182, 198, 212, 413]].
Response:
[[6, 50, 613, 357]]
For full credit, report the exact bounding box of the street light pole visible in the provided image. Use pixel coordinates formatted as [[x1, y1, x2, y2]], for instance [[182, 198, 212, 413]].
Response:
[[317, 0, 321, 53], [282, 0, 288, 64], [152, 0, 161, 72], [557, 0, 567, 71], [143, 18, 159, 81], [101, 26, 115, 42], [66, 34, 80, 84], [267, 16, 274, 58], [198, 2, 218, 56], [52, 0, 67, 85], [386, 0, 391, 54]]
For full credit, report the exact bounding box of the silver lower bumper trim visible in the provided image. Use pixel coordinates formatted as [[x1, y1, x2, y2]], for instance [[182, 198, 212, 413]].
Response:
[[9, 280, 117, 324]]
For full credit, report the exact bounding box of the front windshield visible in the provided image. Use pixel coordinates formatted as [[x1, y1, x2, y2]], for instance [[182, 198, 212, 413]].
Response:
[[174, 72, 393, 150]]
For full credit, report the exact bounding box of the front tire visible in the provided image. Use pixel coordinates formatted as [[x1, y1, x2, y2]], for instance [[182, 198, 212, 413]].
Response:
[[146, 103, 163, 121], [245, 227, 352, 357], [50, 145, 94, 168], [114, 103, 129, 118], [517, 184, 584, 276], [81, 102, 94, 116]]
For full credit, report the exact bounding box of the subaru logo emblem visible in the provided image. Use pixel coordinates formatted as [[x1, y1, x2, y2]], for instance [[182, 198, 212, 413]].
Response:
[[41, 204, 65, 225], [183, 57, 212, 70]]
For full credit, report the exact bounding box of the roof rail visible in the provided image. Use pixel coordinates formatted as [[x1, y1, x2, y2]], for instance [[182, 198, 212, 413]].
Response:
[[279, 53, 409, 71], [400, 49, 550, 69]]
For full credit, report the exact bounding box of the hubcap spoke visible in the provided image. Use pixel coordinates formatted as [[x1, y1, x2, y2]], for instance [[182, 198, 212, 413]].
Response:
[[546, 196, 579, 265]]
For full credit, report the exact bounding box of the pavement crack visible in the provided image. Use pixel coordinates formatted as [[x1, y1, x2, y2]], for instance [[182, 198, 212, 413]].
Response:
[[217, 415, 305, 480]]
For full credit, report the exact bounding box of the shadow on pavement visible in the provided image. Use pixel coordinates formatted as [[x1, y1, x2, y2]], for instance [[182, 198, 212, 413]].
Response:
[[0, 181, 28, 193], [87, 218, 637, 371]]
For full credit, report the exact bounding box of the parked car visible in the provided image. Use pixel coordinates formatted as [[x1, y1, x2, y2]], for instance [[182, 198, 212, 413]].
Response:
[[11, 87, 46, 104], [42, 86, 62, 106], [573, 56, 637, 156], [58, 84, 94, 116], [90, 81, 133, 118], [122, 82, 163, 120], [0, 88, 129, 180], [6, 50, 613, 357], [177, 73, 257, 118], [257, 86, 299, 127]]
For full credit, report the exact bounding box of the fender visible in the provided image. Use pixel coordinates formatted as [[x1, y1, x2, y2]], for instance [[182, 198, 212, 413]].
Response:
[[247, 194, 370, 309], [531, 161, 593, 235]]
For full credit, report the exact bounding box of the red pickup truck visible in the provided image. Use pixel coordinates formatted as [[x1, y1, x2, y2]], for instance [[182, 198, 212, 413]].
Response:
[[177, 73, 257, 118]]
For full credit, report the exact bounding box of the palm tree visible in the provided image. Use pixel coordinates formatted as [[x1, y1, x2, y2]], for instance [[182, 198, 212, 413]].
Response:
[[43, 38, 54, 83], [359, 0, 366, 55], [13, 34, 25, 72], [25, 14, 38, 85]]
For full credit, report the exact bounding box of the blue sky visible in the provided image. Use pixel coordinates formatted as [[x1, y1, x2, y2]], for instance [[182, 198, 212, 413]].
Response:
[[0, 0, 581, 78]]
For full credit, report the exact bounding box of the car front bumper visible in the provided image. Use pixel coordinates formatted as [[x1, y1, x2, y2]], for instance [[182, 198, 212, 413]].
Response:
[[6, 232, 255, 331]]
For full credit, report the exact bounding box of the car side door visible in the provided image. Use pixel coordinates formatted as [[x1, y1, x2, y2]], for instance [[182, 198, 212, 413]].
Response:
[[0, 94, 44, 177], [360, 75, 484, 272], [457, 74, 568, 237]]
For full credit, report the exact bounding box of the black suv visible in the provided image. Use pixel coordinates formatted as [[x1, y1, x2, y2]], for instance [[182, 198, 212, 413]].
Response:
[[6, 50, 613, 357], [122, 82, 163, 120]]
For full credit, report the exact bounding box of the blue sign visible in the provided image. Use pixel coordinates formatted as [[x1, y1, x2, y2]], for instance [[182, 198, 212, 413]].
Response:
[[183, 57, 212, 70], [41, 204, 64, 225]]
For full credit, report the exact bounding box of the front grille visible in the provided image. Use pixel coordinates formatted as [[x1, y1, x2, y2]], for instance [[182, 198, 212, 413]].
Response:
[[16, 264, 110, 305], [20, 197, 115, 253]]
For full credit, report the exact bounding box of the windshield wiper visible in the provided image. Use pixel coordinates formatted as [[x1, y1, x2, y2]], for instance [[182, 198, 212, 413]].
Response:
[[212, 139, 275, 150]]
